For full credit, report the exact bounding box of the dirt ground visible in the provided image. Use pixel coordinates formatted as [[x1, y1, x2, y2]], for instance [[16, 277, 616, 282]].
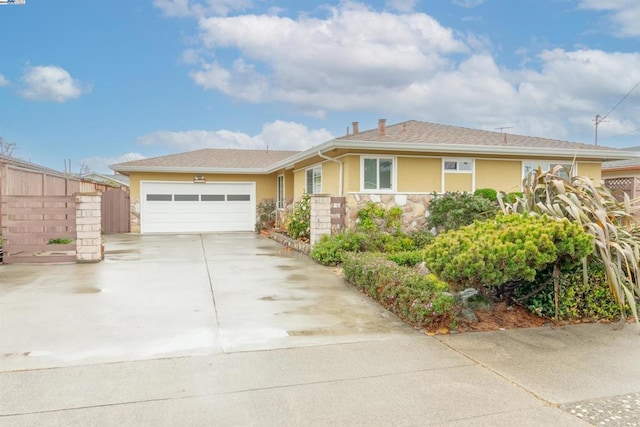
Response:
[[456, 302, 548, 333]]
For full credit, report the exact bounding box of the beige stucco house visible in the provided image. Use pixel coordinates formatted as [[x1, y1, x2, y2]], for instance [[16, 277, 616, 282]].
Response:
[[111, 120, 637, 234]]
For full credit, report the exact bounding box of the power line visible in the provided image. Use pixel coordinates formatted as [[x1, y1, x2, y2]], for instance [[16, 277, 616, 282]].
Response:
[[593, 80, 640, 145], [599, 127, 640, 142]]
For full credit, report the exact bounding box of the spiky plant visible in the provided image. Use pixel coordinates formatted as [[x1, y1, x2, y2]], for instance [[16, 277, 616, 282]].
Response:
[[499, 165, 640, 330]]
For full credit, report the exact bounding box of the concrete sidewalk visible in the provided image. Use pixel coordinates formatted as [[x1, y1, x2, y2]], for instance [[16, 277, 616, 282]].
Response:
[[1, 234, 639, 425]]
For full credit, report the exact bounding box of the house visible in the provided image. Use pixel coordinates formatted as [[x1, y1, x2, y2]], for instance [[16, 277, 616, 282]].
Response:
[[110, 119, 638, 234], [602, 146, 640, 200]]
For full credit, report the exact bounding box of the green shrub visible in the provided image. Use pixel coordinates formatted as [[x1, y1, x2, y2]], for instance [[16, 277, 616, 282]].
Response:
[[255, 199, 276, 231], [474, 188, 498, 201], [408, 228, 435, 248], [357, 202, 402, 233], [423, 214, 593, 292], [342, 253, 455, 330], [310, 230, 369, 266], [287, 193, 310, 240], [501, 191, 523, 204], [48, 238, 73, 244], [386, 251, 424, 267], [427, 192, 498, 232], [517, 262, 630, 321]]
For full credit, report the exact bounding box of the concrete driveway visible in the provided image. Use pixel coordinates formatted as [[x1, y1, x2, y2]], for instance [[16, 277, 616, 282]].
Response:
[[0, 233, 411, 371], [1, 233, 639, 426]]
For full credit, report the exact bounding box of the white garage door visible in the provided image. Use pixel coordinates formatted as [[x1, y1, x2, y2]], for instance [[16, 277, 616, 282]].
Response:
[[141, 182, 256, 233]]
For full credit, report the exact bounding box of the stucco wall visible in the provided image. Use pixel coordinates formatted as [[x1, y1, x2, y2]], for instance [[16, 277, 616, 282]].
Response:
[[397, 157, 441, 193], [443, 173, 472, 192], [293, 169, 305, 198], [322, 161, 340, 195], [343, 155, 360, 193], [475, 159, 522, 193], [577, 162, 602, 183]]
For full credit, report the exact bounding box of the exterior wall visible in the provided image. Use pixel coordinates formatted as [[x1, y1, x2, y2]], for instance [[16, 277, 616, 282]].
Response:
[[602, 169, 640, 180], [343, 155, 360, 193], [444, 173, 473, 192], [128, 171, 278, 233], [475, 159, 522, 193], [577, 162, 602, 183], [322, 161, 340, 196], [284, 169, 294, 202], [310, 195, 332, 245], [293, 169, 305, 199], [397, 157, 441, 192], [346, 193, 432, 233]]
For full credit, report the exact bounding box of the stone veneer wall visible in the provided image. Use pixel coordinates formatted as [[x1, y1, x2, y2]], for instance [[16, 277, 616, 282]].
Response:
[[130, 196, 141, 233], [75, 193, 103, 262], [346, 193, 433, 233]]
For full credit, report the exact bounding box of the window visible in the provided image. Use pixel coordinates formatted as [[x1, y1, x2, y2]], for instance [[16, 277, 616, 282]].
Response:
[[523, 161, 572, 181], [363, 157, 393, 191], [443, 158, 473, 172], [306, 166, 322, 194], [227, 194, 251, 201], [201, 194, 225, 202], [174, 194, 199, 202], [146, 194, 172, 201], [276, 175, 285, 209]]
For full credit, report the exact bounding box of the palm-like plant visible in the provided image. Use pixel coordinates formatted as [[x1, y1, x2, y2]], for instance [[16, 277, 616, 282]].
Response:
[[499, 165, 640, 330]]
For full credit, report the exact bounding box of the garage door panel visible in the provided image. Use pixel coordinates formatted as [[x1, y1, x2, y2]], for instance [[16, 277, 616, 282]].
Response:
[[141, 182, 256, 233]]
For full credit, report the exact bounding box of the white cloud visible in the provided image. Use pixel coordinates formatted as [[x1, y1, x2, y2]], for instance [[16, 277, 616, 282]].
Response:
[[579, 0, 640, 37], [20, 65, 90, 103], [0, 74, 8, 87], [83, 152, 147, 173], [191, 4, 467, 113], [386, 0, 419, 13], [137, 121, 334, 152]]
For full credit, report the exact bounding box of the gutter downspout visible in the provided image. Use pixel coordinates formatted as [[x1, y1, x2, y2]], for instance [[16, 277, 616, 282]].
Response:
[[317, 151, 343, 196]]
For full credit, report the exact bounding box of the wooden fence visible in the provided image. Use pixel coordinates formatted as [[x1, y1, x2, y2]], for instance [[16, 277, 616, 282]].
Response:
[[604, 177, 640, 201], [102, 188, 130, 233], [1, 195, 76, 263]]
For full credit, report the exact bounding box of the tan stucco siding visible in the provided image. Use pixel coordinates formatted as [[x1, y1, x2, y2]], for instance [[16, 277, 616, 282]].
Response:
[[397, 157, 441, 193], [343, 155, 360, 193], [475, 160, 522, 193], [129, 172, 278, 203], [322, 161, 340, 195], [284, 170, 294, 202], [293, 169, 305, 198], [444, 173, 473, 192], [577, 162, 602, 183]]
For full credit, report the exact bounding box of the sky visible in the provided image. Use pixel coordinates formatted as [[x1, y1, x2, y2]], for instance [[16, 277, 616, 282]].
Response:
[[0, 0, 639, 173]]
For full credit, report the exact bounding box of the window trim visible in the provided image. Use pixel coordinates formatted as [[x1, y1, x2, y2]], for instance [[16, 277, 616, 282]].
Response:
[[276, 174, 285, 209], [360, 156, 395, 192], [522, 160, 576, 181], [443, 158, 473, 173], [305, 166, 322, 194]]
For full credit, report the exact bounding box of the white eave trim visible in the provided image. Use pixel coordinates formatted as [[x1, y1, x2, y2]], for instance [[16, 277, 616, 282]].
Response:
[[112, 139, 640, 175]]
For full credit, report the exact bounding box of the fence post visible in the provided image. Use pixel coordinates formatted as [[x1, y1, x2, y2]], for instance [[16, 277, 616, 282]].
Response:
[[310, 194, 332, 245], [75, 193, 103, 262]]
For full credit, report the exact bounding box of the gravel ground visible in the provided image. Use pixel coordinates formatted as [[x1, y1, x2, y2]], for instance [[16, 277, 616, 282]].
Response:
[[563, 392, 640, 426]]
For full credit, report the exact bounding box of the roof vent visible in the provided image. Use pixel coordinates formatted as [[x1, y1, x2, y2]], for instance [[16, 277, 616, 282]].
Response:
[[378, 119, 386, 136]]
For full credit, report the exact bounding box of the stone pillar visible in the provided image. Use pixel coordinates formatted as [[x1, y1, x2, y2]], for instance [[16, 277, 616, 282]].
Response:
[[75, 193, 102, 263], [310, 194, 332, 245]]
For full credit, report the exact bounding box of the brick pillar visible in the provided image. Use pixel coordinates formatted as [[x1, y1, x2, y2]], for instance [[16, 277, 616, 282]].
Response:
[[310, 194, 332, 245], [75, 193, 102, 263]]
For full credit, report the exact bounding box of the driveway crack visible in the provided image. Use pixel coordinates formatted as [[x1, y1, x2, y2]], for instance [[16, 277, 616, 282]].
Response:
[[199, 234, 221, 346]]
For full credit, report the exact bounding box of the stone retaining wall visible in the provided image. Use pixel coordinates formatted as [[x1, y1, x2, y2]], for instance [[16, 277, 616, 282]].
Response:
[[346, 193, 433, 233], [268, 231, 311, 255]]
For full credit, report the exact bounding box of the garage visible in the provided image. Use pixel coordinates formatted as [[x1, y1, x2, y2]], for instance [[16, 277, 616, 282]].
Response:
[[140, 181, 256, 233]]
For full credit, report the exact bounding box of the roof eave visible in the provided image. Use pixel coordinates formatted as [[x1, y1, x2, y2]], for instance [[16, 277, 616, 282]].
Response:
[[110, 165, 271, 174]]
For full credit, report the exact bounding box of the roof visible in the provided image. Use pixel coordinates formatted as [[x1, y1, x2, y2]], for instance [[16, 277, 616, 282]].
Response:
[[339, 120, 614, 151], [83, 173, 131, 187], [602, 146, 640, 171], [111, 148, 300, 173], [111, 120, 639, 174]]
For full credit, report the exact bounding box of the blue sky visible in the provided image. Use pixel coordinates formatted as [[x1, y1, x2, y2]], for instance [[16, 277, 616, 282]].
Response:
[[0, 0, 639, 173]]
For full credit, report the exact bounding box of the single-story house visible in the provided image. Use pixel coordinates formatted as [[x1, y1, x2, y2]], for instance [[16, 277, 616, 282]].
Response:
[[110, 119, 639, 234]]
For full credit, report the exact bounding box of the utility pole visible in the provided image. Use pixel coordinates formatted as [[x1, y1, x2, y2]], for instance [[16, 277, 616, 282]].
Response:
[[593, 114, 607, 146]]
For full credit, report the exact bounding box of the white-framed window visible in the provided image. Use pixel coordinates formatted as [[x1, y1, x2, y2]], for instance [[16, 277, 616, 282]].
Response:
[[443, 158, 473, 172], [306, 166, 322, 194], [362, 156, 394, 191], [276, 175, 285, 209], [523, 161, 573, 180]]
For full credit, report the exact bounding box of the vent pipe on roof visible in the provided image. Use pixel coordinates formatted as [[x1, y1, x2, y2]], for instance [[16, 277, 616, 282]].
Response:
[[402, 122, 407, 133], [378, 119, 386, 136], [352, 121, 359, 135]]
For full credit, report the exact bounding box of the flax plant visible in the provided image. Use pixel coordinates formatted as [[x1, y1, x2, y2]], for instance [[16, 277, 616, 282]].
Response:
[[499, 165, 640, 330]]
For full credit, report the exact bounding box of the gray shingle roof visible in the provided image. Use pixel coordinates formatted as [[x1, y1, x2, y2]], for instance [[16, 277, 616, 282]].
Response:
[[603, 146, 640, 170], [339, 120, 614, 151], [111, 148, 300, 170]]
